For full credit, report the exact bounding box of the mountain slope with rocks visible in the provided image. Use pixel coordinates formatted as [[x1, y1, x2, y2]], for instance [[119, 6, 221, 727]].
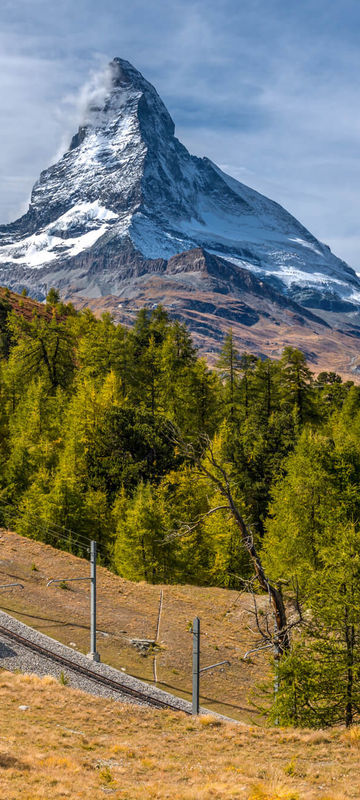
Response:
[[1, 57, 360, 375]]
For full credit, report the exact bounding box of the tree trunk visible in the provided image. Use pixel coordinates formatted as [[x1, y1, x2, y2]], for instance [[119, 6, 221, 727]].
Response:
[[171, 430, 291, 657], [229, 494, 290, 654]]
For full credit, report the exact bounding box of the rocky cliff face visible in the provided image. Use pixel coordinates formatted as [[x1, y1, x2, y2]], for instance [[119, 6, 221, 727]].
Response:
[[0, 56, 359, 318]]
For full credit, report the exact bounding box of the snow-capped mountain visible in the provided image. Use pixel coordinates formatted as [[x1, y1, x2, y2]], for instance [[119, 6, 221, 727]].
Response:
[[0, 56, 359, 318]]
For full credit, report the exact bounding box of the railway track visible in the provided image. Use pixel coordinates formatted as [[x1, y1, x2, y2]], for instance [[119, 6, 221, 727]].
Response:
[[0, 622, 191, 714]]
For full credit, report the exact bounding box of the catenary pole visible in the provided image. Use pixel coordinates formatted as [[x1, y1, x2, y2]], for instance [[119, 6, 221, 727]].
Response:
[[192, 616, 200, 715], [47, 540, 100, 662], [89, 540, 100, 662]]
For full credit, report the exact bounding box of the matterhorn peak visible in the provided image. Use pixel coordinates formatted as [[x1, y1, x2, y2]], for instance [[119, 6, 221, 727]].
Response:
[[108, 57, 163, 98], [0, 56, 359, 322], [69, 57, 175, 153]]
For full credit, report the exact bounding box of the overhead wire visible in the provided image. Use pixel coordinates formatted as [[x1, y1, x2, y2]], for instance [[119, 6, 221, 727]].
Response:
[[4, 498, 95, 544], [0, 498, 91, 541], [0, 500, 97, 553]]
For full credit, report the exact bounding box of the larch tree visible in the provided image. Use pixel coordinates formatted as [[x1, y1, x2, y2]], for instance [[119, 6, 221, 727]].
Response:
[[263, 410, 360, 727]]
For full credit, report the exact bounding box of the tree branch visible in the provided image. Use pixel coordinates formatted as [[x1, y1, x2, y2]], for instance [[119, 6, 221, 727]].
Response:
[[164, 505, 230, 542], [167, 423, 291, 655]]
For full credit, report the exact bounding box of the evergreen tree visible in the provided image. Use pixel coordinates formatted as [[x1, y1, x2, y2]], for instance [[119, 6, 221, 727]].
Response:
[[46, 288, 60, 306], [217, 329, 241, 418], [86, 407, 178, 499], [280, 346, 314, 423], [7, 311, 75, 391], [239, 352, 257, 417], [113, 482, 172, 582], [264, 412, 360, 726]]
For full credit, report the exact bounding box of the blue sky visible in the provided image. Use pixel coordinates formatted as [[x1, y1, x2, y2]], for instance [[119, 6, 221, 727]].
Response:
[[1, 0, 360, 266]]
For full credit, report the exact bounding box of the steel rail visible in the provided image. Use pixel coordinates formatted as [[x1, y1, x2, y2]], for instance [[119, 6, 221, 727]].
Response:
[[0, 623, 190, 714]]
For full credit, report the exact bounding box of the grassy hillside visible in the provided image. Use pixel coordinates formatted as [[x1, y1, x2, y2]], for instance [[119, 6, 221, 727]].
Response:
[[0, 530, 270, 721], [0, 669, 359, 800], [0, 286, 53, 321]]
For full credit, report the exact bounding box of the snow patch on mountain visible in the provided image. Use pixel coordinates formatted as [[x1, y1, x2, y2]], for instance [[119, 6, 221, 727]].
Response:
[[49, 202, 118, 233], [0, 202, 119, 268]]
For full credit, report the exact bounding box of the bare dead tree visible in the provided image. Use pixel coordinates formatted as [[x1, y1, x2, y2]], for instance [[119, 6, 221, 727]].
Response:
[[168, 428, 292, 657]]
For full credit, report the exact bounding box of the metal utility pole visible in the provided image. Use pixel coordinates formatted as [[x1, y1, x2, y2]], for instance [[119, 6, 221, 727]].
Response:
[[192, 616, 200, 715], [89, 540, 99, 662], [47, 540, 100, 663], [192, 616, 231, 715]]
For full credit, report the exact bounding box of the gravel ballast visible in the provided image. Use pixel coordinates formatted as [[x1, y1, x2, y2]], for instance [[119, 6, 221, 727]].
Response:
[[0, 609, 193, 712]]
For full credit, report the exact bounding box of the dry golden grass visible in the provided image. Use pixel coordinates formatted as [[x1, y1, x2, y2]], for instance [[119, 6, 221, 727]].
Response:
[[0, 669, 358, 800], [0, 530, 272, 720]]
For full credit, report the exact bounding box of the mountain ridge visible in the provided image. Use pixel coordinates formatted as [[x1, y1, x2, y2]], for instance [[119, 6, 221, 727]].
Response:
[[0, 57, 358, 303], [1, 57, 360, 375]]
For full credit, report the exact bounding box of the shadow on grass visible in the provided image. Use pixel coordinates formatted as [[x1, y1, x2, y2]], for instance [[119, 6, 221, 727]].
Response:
[[0, 753, 30, 770], [154, 679, 257, 714], [0, 605, 89, 632]]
